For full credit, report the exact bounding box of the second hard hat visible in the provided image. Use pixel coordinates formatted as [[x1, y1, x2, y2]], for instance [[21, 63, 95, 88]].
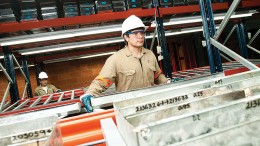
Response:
[[39, 72, 48, 79], [121, 15, 148, 37]]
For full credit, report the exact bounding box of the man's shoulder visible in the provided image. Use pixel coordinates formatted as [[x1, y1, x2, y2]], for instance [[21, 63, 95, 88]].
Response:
[[47, 84, 55, 88], [143, 48, 155, 56], [107, 49, 125, 60], [115, 48, 127, 55], [35, 86, 41, 91]]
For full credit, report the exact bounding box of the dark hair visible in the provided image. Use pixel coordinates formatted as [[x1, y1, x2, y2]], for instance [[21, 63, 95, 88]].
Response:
[[123, 32, 129, 45]]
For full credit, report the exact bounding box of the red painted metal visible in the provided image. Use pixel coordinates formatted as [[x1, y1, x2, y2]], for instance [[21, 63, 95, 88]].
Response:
[[0, 99, 81, 117], [0, 89, 85, 117], [25, 89, 84, 105], [224, 64, 260, 76], [1, 1, 259, 34], [160, 3, 227, 16], [0, 9, 154, 34], [241, 0, 260, 7]]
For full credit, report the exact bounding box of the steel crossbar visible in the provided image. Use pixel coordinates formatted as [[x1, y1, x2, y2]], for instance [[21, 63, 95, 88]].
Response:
[[112, 70, 260, 109], [92, 73, 224, 108], [211, 38, 259, 70], [247, 45, 260, 55], [117, 75, 260, 117]]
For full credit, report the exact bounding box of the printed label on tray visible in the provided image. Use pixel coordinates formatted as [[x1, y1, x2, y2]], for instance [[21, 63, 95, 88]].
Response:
[[11, 128, 52, 143]]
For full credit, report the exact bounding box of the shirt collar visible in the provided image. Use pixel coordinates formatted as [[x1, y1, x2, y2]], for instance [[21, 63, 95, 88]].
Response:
[[124, 46, 148, 57]]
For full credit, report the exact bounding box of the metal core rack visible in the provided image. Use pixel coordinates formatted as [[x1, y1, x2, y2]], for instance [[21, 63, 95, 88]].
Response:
[[0, 0, 260, 145]]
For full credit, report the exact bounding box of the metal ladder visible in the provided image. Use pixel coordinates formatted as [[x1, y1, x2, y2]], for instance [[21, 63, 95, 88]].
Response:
[[0, 89, 84, 118]]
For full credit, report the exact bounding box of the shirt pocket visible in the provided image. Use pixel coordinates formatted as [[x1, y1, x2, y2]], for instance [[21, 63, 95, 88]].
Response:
[[121, 70, 135, 76], [147, 66, 156, 83], [118, 70, 136, 89]]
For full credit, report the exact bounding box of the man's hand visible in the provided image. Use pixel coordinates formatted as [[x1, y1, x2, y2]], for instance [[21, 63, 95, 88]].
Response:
[[80, 93, 94, 113]]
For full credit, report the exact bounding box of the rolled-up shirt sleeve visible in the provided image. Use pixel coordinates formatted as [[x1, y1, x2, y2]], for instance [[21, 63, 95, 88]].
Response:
[[153, 55, 171, 84], [86, 55, 116, 96]]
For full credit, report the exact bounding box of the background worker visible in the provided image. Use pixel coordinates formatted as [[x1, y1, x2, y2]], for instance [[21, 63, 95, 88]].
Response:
[[80, 15, 171, 112], [34, 71, 61, 96]]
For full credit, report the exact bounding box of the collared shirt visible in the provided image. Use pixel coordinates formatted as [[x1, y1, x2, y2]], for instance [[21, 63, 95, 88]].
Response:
[[87, 47, 170, 96], [34, 84, 58, 96]]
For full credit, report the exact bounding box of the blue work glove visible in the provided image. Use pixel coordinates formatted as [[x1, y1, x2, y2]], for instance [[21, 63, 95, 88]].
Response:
[[80, 93, 94, 113], [172, 77, 184, 82], [56, 89, 62, 92]]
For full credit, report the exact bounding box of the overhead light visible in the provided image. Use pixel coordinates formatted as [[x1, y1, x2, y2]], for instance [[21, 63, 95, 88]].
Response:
[[19, 37, 123, 55], [165, 27, 203, 36], [160, 25, 220, 36], [0, 24, 121, 46], [44, 51, 117, 64], [151, 10, 257, 27], [80, 52, 116, 59], [0, 55, 3, 59], [20, 24, 221, 56], [214, 12, 255, 20], [1, 10, 256, 47]]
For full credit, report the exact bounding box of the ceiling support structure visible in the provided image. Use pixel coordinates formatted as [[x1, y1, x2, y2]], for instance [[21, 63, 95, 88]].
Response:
[[199, 0, 216, 74], [0, 0, 259, 34], [22, 57, 33, 98], [0, 62, 13, 112], [156, 6, 172, 79], [213, 0, 242, 40], [236, 23, 249, 58], [248, 28, 260, 46], [210, 38, 258, 70], [2, 46, 20, 103], [205, 0, 223, 72], [247, 28, 260, 55], [220, 25, 237, 61], [199, 0, 259, 73]]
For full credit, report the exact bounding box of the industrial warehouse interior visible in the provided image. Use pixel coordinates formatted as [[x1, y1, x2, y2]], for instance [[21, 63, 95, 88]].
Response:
[[0, 0, 260, 145]]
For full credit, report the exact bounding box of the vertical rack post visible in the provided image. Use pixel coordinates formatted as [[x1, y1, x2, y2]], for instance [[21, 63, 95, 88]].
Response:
[[239, 23, 249, 58], [236, 24, 246, 58], [2, 46, 20, 103], [205, 0, 223, 72], [156, 6, 172, 78], [198, 0, 216, 74], [22, 57, 33, 98]]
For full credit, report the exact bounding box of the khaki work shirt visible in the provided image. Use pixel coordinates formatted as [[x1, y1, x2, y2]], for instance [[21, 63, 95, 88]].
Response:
[[87, 47, 170, 96], [34, 84, 58, 96]]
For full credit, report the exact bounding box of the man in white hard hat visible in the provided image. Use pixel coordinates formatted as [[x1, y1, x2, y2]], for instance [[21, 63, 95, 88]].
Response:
[[80, 15, 170, 112], [34, 71, 61, 96]]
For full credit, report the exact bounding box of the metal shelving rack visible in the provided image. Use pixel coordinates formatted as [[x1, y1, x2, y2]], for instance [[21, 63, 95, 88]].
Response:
[[0, 1, 259, 144], [1, 1, 259, 34], [199, 0, 259, 73], [0, 0, 259, 105]]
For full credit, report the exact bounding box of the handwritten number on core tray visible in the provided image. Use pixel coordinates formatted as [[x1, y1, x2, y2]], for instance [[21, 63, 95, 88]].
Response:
[[135, 95, 189, 112]]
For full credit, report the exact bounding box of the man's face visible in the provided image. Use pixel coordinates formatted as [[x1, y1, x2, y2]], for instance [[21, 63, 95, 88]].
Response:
[[125, 29, 145, 48], [40, 78, 48, 87]]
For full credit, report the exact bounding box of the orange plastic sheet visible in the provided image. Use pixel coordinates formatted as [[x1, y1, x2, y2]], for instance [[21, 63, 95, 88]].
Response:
[[59, 109, 115, 146]]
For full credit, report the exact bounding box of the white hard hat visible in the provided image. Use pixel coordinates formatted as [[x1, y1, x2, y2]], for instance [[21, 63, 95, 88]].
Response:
[[38, 72, 48, 79], [121, 15, 148, 37]]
